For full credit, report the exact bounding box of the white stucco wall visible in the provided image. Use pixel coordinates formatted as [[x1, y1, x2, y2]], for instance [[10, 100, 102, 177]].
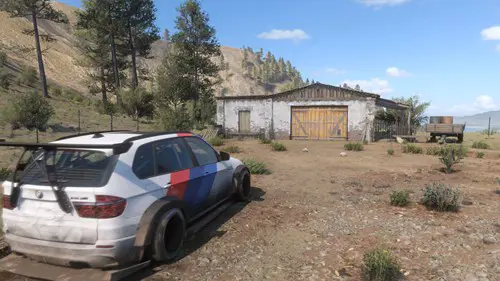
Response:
[[217, 97, 377, 141], [216, 99, 272, 137]]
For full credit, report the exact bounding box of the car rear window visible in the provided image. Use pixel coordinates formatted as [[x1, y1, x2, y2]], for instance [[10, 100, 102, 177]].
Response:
[[18, 149, 117, 187]]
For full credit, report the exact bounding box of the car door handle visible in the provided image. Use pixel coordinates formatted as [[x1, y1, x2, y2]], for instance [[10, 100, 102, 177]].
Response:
[[204, 171, 209, 175], [163, 182, 171, 188]]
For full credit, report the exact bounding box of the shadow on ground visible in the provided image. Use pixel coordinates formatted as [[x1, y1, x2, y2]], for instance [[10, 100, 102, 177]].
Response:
[[127, 186, 265, 280]]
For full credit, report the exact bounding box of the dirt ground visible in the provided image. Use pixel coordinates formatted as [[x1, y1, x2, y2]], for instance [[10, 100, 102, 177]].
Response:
[[1, 138, 500, 281]]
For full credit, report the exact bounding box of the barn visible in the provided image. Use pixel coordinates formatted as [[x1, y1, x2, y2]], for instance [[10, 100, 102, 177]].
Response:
[[215, 83, 409, 142]]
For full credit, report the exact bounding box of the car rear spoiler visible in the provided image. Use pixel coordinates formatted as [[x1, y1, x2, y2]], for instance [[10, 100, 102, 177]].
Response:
[[0, 140, 132, 155]]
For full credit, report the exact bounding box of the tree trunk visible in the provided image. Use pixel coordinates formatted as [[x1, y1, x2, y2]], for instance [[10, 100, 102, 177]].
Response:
[[36, 129, 39, 143], [110, 34, 120, 89], [128, 24, 138, 89], [100, 67, 107, 103], [31, 10, 48, 98]]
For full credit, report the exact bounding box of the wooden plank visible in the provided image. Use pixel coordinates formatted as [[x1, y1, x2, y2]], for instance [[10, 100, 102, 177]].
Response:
[[291, 106, 347, 140]]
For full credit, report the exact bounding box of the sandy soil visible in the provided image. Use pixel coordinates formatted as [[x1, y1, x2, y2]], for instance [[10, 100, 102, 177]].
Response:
[[1, 139, 500, 281]]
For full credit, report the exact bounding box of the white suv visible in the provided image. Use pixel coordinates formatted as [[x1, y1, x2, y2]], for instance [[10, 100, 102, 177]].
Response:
[[1, 131, 251, 268]]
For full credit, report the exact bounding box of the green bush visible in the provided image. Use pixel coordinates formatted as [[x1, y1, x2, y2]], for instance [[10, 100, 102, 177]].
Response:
[[363, 139, 369, 145], [344, 142, 364, 151], [222, 145, 241, 153], [401, 143, 422, 154], [208, 136, 224, 147], [0, 67, 10, 90], [51, 86, 62, 96], [390, 190, 410, 207], [270, 141, 287, 151], [17, 65, 37, 87], [476, 152, 485, 159], [0, 51, 7, 65], [243, 159, 271, 175], [472, 140, 490, 150], [0, 167, 12, 181], [362, 248, 403, 281], [422, 183, 462, 212], [439, 145, 466, 173], [387, 148, 394, 156], [426, 146, 441, 156], [259, 136, 272, 144]]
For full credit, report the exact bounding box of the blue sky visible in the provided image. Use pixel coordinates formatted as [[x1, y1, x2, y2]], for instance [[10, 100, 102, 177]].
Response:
[[61, 0, 500, 116]]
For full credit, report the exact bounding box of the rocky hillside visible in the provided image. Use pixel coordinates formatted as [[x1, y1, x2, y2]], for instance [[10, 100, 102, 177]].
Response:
[[0, 2, 302, 98]]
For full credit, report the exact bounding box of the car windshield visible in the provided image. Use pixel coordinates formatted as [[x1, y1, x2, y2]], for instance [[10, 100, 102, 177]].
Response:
[[18, 149, 117, 187]]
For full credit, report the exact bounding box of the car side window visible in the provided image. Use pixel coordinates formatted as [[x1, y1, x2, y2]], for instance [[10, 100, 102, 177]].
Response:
[[133, 143, 155, 179], [154, 138, 194, 175], [185, 137, 218, 166]]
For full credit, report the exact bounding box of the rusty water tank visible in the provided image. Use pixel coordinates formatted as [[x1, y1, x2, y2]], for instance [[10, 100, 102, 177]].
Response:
[[440, 116, 453, 124], [429, 116, 441, 124]]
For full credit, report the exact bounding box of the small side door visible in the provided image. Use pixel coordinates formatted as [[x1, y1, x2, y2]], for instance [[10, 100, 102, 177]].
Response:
[[183, 136, 233, 209]]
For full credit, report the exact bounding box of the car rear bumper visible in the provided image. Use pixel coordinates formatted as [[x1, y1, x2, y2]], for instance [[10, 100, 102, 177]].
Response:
[[5, 233, 139, 268]]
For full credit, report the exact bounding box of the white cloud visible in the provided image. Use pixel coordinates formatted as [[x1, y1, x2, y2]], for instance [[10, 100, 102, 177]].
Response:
[[449, 95, 499, 114], [326, 68, 347, 75], [358, 0, 411, 7], [386, 66, 411, 77], [496, 44, 500, 52], [342, 78, 392, 94], [481, 26, 500, 41], [257, 29, 310, 42]]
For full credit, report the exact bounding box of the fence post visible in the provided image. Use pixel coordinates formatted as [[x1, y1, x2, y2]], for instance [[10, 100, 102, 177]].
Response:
[[488, 117, 491, 136], [110, 113, 113, 131], [77, 110, 81, 135]]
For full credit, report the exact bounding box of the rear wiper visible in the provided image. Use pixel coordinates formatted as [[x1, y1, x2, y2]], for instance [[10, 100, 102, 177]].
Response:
[[10, 148, 73, 214]]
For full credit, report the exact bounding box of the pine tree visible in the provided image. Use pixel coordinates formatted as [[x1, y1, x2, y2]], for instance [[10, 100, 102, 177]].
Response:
[[120, 0, 160, 89], [305, 78, 310, 85], [77, 0, 125, 90], [355, 84, 361, 91], [169, 0, 221, 127], [1, 0, 68, 97]]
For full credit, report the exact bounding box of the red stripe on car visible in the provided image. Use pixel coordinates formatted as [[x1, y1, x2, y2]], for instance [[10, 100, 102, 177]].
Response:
[[166, 169, 190, 199], [177, 133, 192, 137]]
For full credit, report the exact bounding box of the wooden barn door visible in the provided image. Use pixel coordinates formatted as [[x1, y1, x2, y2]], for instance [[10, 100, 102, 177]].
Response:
[[291, 106, 347, 140]]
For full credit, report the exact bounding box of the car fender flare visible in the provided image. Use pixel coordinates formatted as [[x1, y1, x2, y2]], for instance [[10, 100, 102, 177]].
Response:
[[133, 197, 189, 261], [232, 165, 250, 193]]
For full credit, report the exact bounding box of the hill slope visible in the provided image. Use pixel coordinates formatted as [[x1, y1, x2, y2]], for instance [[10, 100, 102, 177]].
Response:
[[454, 110, 500, 129], [0, 2, 301, 97]]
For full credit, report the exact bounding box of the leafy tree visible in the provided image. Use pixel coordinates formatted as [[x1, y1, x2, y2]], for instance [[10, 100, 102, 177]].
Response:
[[155, 49, 192, 130], [120, 0, 160, 89], [1, 98, 21, 137], [376, 95, 430, 134], [0, 0, 68, 97], [355, 84, 361, 91], [16, 91, 54, 142], [119, 86, 154, 131], [169, 0, 222, 127]]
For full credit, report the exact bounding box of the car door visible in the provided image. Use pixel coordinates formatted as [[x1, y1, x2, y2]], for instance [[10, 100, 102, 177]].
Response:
[[132, 138, 194, 208], [183, 136, 233, 211]]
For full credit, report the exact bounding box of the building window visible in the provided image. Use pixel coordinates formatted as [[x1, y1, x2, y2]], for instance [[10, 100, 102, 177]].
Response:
[[238, 110, 251, 133]]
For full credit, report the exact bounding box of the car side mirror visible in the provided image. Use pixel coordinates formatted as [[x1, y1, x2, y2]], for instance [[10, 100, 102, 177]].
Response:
[[220, 151, 230, 161]]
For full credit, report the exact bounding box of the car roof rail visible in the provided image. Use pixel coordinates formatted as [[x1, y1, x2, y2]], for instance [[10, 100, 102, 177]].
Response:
[[56, 130, 133, 141], [123, 131, 195, 143]]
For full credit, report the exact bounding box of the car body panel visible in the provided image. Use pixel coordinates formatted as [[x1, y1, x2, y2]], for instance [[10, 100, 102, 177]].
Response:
[[1, 132, 247, 268]]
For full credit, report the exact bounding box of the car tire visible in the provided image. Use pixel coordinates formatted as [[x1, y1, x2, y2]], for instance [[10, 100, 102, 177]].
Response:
[[234, 168, 252, 202], [152, 208, 186, 262]]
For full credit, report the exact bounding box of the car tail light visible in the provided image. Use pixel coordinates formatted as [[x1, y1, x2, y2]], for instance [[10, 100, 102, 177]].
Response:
[[3, 195, 14, 210], [74, 195, 126, 219]]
